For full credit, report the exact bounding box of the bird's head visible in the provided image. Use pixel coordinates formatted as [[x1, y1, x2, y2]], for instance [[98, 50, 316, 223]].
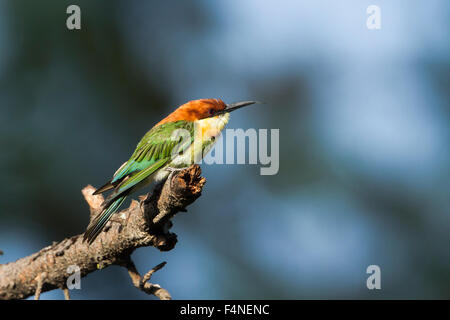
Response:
[[156, 99, 257, 126]]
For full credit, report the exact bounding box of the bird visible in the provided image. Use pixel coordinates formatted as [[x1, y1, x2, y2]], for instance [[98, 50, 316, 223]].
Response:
[[83, 98, 257, 244]]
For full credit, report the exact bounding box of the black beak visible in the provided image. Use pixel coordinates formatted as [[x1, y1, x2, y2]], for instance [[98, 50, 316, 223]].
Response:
[[215, 101, 258, 116]]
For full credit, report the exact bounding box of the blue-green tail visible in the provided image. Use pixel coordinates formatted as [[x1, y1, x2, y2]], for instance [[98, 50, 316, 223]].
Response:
[[83, 196, 126, 244]]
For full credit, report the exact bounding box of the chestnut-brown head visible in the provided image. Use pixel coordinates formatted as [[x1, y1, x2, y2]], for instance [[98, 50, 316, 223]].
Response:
[[155, 99, 256, 126]]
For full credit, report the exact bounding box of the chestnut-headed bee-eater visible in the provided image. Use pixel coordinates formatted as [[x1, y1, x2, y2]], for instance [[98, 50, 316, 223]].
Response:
[[83, 99, 256, 244]]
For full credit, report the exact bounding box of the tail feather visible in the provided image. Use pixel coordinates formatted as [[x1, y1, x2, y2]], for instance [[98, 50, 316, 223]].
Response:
[[83, 196, 127, 244], [92, 180, 115, 195]]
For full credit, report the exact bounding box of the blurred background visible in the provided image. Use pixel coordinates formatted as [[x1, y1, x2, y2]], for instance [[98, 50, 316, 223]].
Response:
[[0, 0, 449, 299]]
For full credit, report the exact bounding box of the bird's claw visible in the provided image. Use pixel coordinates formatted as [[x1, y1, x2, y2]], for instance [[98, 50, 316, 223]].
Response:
[[165, 166, 190, 173]]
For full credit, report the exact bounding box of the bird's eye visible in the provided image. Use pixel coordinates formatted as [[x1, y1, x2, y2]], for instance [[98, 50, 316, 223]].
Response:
[[208, 108, 215, 115]]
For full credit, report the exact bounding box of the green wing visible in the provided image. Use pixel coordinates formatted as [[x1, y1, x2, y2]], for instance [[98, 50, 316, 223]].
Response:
[[114, 121, 193, 180], [99, 121, 194, 204]]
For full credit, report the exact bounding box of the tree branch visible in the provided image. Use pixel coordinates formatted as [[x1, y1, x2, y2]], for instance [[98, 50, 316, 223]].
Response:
[[0, 165, 206, 300], [34, 272, 47, 300], [122, 257, 171, 300], [63, 287, 70, 300]]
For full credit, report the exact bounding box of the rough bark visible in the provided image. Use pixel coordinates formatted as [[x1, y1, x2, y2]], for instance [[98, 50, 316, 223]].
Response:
[[0, 165, 206, 300]]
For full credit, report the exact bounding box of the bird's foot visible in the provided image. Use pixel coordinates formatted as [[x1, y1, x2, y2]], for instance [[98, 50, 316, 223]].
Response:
[[165, 166, 190, 173]]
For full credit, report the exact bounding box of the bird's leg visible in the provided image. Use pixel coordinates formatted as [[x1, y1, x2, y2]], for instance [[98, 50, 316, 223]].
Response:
[[165, 166, 191, 172]]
